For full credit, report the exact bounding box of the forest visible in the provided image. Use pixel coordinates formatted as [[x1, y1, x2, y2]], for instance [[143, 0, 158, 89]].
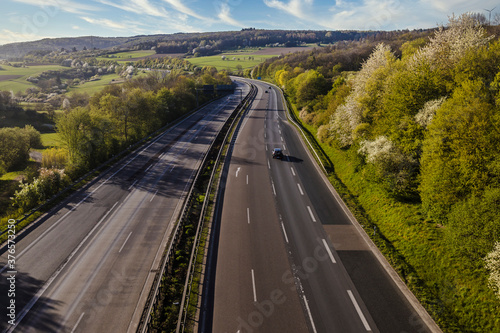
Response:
[[253, 14, 500, 332]]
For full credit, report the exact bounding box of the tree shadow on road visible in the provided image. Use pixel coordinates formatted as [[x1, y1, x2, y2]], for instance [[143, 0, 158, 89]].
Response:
[[0, 270, 66, 332]]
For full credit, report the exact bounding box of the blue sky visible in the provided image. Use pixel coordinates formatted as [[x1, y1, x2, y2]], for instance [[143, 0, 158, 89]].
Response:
[[1, 0, 498, 45]]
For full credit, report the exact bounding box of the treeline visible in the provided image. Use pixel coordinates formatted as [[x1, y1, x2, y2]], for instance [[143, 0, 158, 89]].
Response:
[[152, 29, 430, 55], [56, 68, 231, 177], [256, 14, 500, 330]]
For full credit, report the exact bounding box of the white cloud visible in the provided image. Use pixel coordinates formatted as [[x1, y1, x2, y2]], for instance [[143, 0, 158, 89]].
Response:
[[0, 28, 46, 45], [162, 0, 210, 21], [9, 0, 98, 15], [263, 0, 312, 19], [97, 0, 170, 18], [217, 3, 243, 27], [80, 16, 128, 30]]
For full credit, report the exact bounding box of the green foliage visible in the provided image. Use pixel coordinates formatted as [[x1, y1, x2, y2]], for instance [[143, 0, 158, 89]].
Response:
[[448, 188, 500, 260], [42, 147, 68, 169], [292, 69, 329, 107], [0, 126, 41, 171], [419, 79, 500, 220], [12, 168, 70, 211]]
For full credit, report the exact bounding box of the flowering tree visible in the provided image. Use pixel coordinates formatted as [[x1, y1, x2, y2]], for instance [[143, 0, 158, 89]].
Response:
[[408, 13, 494, 71], [415, 97, 446, 128], [359, 136, 417, 196], [330, 43, 394, 147], [485, 242, 500, 299]]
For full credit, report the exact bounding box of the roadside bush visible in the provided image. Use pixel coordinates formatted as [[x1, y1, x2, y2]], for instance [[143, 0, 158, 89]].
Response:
[[12, 168, 70, 211], [42, 148, 68, 169]]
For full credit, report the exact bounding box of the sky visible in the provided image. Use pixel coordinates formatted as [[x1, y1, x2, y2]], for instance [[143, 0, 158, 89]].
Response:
[[1, 0, 498, 45]]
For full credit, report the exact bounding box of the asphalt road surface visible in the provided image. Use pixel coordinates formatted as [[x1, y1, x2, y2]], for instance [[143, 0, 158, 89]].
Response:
[[207, 79, 440, 333], [0, 81, 250, 333]]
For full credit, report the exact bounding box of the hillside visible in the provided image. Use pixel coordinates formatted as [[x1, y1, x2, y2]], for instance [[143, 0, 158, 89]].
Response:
[[0, 28, 429, 59]]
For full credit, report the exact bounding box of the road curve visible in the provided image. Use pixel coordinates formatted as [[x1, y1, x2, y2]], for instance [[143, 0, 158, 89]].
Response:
[[206, 79, 439, 333], [0, 82, 250, 333]]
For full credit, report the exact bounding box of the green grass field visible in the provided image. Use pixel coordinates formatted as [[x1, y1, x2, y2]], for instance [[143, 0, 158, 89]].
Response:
[[96, 50, 156, 63], [67, 73, 123, 95], [187, 54, 276, 71], [41, 132, 63, 148], [0, 64, 65, 93]]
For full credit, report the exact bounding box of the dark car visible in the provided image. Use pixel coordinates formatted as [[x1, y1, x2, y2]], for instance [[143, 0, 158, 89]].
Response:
[[272, 148, 283, 159]]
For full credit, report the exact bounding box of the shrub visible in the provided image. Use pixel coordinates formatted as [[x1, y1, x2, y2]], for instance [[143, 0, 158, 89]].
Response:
[[42, 148, 68, 169]]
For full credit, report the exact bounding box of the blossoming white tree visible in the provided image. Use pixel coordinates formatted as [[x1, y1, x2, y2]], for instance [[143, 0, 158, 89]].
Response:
[[485, 242, 500, 299], [330, 43, 394, 147]]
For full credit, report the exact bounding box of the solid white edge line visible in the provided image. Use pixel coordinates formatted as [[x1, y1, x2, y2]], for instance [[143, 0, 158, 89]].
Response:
[[281, 222, 289, 243], [303, 296, 318, 333], [150, 189, 158, 202], [322, 239, 337, 264], [307, 206, 317, 222], [247, 208, 250, 224], [347, 290, 372, 331], [71, 312, 85, 333], [297, 183, 304, 195], [251, 269, 257, 302], [128, 179, 138, 190], [118, 232, 133, 253]]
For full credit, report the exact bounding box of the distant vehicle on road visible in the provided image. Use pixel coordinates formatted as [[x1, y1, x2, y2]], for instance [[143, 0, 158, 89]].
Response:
[[272, 148, 283, 159]]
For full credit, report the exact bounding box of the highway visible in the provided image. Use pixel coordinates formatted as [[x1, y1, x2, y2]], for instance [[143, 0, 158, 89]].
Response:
[[207, 79, 440, 333], [0, 81, 250, 333]]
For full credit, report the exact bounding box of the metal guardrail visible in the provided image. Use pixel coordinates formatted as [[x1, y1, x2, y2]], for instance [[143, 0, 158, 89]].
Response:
[[137, 83, 257, 333], [176, 83, 257, 333]]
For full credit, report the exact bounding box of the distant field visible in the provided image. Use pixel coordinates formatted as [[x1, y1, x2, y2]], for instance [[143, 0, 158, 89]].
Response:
[[188, 54, 276, 71], [68, 73, 123, 95], [0, 64, 65, 93], [186, 47, 316, 71], [96, 50, 156, 63]]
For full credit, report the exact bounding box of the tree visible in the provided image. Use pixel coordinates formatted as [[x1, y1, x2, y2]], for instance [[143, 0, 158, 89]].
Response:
[[0, 127, 31, 171], [294, 69, 329, 107], [330, 43, 395, 147]]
